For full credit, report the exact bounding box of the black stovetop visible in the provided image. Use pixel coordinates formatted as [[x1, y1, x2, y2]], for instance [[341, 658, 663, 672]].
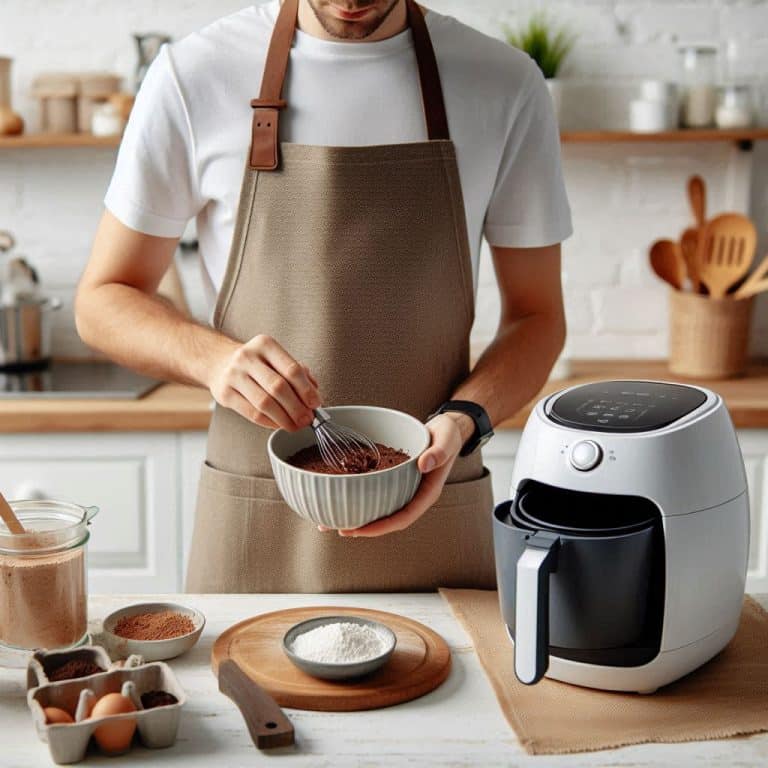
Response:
[[0, 361, 160, 399]]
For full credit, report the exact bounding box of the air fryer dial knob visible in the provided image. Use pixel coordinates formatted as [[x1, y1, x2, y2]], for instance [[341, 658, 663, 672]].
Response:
[[569, 440, 603, 471]]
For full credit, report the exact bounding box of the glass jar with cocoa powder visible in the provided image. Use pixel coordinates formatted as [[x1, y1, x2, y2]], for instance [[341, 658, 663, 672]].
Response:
[[0, 501, 97, 651]]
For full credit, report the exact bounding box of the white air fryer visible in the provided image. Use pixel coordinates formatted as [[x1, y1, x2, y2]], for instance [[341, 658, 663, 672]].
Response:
[[493, 379, 749, 694]]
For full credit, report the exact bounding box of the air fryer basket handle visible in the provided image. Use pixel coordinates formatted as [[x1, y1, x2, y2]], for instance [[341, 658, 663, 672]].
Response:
[[514, 531, 560, 685]]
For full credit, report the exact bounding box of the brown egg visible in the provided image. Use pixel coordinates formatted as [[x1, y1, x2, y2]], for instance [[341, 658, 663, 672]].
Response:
[[43, 707, 74, 725], [90, 693, 137, 754]]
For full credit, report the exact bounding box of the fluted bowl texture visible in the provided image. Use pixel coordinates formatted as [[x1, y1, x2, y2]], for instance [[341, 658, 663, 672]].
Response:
[[268, 405, 430, 530]]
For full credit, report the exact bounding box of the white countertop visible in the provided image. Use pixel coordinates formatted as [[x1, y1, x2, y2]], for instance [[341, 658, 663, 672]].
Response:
[[3, 592, 767, 768]]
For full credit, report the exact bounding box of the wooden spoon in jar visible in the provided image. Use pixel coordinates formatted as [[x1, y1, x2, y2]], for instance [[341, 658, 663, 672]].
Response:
[[680, 228, 702, 293], [695, 214, 757, 299], [734, 253, 768, 301], [649, 240, 686, 291], [687, 175, 707, 232], [0, 491, 25, 534]]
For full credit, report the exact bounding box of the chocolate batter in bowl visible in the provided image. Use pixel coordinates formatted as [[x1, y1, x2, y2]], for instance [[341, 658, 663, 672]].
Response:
[[268, 405, 430, 530], [0, 501, 97, 651]]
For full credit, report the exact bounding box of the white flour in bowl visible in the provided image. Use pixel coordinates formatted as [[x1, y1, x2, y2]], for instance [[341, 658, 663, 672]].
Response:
[[290, 621, 389, 663]]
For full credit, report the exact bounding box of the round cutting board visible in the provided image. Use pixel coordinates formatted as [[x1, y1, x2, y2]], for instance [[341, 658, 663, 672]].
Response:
[[212, 606, 451, 712]]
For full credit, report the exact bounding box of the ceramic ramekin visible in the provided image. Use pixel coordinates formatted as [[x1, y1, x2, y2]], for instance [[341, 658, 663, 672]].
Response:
[[268, 405, 430, 529]]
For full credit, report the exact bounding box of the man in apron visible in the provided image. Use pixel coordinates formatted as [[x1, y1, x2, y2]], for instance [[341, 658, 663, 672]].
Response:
[[76, 0, 572, 592]]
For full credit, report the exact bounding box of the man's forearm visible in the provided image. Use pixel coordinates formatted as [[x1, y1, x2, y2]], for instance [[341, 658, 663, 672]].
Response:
[[75, 282, 235, 388], [449, 311, 566, 439]]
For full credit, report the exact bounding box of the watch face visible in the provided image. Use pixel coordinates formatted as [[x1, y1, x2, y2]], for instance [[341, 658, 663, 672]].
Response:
[[477, 433, 493, 449]]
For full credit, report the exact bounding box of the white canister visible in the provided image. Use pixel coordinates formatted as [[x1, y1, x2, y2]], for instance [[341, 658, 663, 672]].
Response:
[[91, 100, 125, 137], [715, 84, 754, 129], [630, 99, 669, 132], [638, 80, 678, 128]]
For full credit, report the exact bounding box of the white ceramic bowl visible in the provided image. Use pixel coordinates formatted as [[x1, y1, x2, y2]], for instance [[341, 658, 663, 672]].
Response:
[[268, 405, 430, 530], [101, 602, 205, 662]]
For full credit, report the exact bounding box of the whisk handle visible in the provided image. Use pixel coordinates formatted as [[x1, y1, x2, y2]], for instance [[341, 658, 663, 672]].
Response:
[[312, 407, 331, 428]]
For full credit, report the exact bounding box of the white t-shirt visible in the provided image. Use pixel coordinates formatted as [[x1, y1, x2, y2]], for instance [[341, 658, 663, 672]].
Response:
[[104, 1, 572, 304]]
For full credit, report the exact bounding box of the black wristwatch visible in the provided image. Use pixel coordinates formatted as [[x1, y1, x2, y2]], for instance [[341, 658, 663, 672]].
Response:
[[428, 400, 494, 456]]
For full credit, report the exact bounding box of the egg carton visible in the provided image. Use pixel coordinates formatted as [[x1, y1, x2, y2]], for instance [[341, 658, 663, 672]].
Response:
[[27, 646, 186, 765]]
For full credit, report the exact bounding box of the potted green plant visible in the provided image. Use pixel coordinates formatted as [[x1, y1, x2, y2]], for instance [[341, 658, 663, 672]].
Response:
[[504, 14, 576, 122]]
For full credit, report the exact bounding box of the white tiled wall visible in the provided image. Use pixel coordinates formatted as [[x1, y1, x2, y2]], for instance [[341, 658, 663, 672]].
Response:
[[1, 0, 767, 358]]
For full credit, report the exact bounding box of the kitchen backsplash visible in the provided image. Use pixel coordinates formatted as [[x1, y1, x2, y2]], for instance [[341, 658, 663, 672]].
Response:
[[1, 0, 767, 359]]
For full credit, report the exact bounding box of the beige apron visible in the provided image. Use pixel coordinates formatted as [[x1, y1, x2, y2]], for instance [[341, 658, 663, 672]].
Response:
[[186, 0, 496, 593]]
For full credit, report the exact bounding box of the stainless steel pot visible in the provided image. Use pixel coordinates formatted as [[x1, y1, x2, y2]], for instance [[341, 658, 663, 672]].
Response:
[[0, 297, 61, 370]]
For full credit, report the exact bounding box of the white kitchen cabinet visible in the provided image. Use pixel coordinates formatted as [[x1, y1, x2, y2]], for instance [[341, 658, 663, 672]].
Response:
[[1, 427, 766, 594], [0, 432, 180, 594]]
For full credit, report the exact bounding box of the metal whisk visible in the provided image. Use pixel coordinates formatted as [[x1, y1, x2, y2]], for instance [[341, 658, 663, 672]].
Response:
[[311, 408, 381, 472]]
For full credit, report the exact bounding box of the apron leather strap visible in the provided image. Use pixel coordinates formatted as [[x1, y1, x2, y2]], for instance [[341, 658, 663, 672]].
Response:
[[250, 0, 449, 169]]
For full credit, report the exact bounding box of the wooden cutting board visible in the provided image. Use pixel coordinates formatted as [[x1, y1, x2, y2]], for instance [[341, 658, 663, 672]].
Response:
[[211, 606, 451, 712]]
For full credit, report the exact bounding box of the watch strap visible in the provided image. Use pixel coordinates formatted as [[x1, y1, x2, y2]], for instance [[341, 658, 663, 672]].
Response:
[[429, 400, 493, 456]]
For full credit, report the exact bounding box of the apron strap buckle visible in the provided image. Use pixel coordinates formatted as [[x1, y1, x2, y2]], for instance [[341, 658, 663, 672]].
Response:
[[249, 100, 286, 171]]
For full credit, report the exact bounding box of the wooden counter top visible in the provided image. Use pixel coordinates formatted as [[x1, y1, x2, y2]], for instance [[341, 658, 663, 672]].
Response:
[[0, 359, 766, 433], [4, 592, 766, 766]]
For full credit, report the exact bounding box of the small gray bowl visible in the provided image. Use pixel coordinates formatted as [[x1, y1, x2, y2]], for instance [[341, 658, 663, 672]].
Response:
[[101, 602, 205, 662], [282, 616, 396, 681]]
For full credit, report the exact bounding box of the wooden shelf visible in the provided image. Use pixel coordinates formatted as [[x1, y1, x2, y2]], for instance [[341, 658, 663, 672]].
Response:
[[0, 133, 121, 148], [2, 128, 767, 150], [560, 128, 768, 144]]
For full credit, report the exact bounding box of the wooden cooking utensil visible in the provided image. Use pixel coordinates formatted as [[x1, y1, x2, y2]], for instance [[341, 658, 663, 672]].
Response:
[[734, 253, 768, 301], [650, 240, 685, 291], [0, 491, 25, 534], [695, 214, 757, 299], [218, 659, 295, 749], [680, 228, 702, 293], [687, 175, 707, 230]]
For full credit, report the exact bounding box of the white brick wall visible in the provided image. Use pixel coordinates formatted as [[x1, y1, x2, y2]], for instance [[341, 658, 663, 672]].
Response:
[[1, 0, 767, 360]]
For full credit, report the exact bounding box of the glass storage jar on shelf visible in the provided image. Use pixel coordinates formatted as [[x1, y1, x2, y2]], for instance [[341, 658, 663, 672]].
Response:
[[679, 45, 718, 128], [715, 84, 754, 129]]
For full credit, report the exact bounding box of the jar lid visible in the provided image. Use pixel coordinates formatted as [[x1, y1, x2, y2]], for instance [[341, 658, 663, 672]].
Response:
[[0, 500, 97, 555]]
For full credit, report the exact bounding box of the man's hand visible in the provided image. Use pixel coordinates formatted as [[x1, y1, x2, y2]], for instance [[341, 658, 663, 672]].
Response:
[[207, 334, 322, 431], [322, 412, 473, 537]]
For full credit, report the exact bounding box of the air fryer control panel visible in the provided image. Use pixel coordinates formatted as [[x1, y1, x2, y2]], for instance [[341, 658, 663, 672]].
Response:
[[547, 380, 708, 433]]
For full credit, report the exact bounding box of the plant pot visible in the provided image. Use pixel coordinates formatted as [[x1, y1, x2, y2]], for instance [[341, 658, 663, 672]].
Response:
[[546, 78, 562, 124]]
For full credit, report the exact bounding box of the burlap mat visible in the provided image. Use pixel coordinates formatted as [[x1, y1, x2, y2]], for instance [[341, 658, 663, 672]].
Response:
[[440, 589, 768, 755]]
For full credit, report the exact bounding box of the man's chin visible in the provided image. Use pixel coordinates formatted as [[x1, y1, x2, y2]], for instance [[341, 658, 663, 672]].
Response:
[[308, 0, 400, 41]]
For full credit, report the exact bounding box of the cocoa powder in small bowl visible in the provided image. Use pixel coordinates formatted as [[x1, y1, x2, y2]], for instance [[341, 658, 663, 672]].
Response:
[[287, 443, 410, 475], [103, 602, 205, 661], [113, 610, 195, 641]]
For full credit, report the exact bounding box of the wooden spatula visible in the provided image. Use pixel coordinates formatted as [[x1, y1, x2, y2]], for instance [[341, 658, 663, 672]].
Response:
[[0, 491, 25, 534], [687, 175, 707, 231], [695, 214, 757, 299], [218, 659, 295, 749], [734, 253, 768, 301], [650, 240, 685, 291], [680, 228, 702, 292]]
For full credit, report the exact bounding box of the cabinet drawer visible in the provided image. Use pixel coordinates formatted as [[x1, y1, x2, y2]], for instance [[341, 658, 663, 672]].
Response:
[[0, 433, 179, 593]]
